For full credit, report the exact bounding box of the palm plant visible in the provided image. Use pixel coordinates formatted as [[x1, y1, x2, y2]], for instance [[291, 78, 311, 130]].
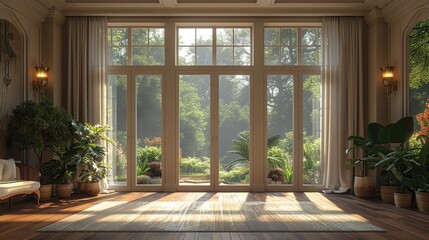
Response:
[[225, 131, 280, 171]]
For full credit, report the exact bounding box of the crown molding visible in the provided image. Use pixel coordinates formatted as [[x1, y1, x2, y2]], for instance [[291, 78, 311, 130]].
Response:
[[382, 0, 429, 23], [61, 3, 370, 16], [364, 7, 385, 26]]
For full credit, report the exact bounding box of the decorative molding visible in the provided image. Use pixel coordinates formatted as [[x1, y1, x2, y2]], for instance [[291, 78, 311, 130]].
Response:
[[61, 4, 370, 16], [364, 7, 385, 26], [159, 0, 176, 7], [257, 0, 274, 6], [46, 7, 65, 26], [383, 0, 428, 24]]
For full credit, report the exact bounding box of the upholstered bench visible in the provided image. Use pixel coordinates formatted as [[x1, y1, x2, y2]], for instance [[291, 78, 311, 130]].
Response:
[[0, 159, 40, 207]]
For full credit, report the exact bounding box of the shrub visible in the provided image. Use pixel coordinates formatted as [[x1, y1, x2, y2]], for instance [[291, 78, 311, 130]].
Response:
[[180, 157, 210, 176], [137, 175, 152, 184], [267, 168, 285, 182], [145, 161, 161, 177], [219, 166, 249, 184]]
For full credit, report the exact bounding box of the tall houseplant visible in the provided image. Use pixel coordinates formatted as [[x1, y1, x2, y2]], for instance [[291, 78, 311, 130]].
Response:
[[70, 120, 113, 196], [7, 99, 73, 170], [375, 116, 416, 207], [346, 122, 385, 198]]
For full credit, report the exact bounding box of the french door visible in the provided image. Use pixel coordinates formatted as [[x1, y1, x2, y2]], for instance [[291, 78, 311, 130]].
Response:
[[265, 71, 322, 191], [105, 70, 322, 191], [178, 72, 252, 191]]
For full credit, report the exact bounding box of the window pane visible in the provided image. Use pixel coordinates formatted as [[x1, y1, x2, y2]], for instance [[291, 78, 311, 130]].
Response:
[[281, 47, 297, 65], [136, 75, 162, 186], [196, 47, 212, 65], [149, 47, 165, 65], [234, 47, 251, 65], [110, 28, 128, 46], [302, 74, 322, 185], [301, 28, 320, 46], [264, 47, 280, 65], [264, 28, 280, 46], [267, 75, 294, 185], [302, 46, 320, 65], [149, 28, 165, 45], [234, 28, 251, 46], [219, 75, 250, 185], [132, 47, 148, 65], [106, 75, 128, 186], [216, 47, 233, 65], [179, 75, 211, 186], [108, 28, 129, 65], [132, 28, 148, 45], [179, 28, 195, 45], [216, 28, 233, 45], [111, 47, 128, 65], [281, 28, 297, 45], [178, 47, 195, 65], [197, 28, 212, 45]]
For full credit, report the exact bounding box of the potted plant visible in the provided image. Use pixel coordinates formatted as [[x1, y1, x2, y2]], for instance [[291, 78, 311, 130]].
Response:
[[375, 116, 415, 208], [70, 121, 113, 196], [267, 168, 285, 184], [42, 146, 77, 198], [146, 162, 162, 184], [7, 99, 73, 171], [346, 122, 385, 198], [407, 135, 429, 211]]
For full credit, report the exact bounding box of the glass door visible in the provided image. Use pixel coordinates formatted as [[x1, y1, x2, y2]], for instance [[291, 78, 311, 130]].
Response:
[[177, 73, 251, 191]]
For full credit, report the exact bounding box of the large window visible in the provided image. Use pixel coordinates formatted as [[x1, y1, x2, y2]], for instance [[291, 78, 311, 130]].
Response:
[[106, 22, 322, 191]]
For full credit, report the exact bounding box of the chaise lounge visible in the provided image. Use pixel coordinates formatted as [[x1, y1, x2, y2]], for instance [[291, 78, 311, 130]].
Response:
[[0, 160, 40, 208]]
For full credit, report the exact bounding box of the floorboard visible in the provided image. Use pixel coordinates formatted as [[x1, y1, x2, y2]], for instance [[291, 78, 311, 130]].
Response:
[[1, 192, 428, 240]]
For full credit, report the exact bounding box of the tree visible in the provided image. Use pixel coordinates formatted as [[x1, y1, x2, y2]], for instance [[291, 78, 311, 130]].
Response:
[[409, 19, 429, 117]]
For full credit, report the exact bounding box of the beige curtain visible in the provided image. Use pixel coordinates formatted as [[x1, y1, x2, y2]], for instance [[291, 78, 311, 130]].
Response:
[[321, 17, 365, 191], [66, 16, 107, 124]]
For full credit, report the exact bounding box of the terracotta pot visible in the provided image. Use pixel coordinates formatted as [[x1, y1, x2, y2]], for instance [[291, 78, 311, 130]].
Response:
[[83, 182, 100, 196], [394, 192, 413, 208], [354, 176, 375, 198], [380, 185, 400, 204], [416, 191, 429, 212], [56, 183, 73, 198], [39, 184, 52, 201], [78, 182, 86, 194]]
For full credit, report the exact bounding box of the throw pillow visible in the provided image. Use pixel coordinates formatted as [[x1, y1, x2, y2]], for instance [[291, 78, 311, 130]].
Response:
[[1, 158, 16, 180]]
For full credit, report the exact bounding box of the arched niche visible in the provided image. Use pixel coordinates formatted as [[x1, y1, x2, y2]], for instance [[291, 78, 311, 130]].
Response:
[[0, 16, 24, 158]]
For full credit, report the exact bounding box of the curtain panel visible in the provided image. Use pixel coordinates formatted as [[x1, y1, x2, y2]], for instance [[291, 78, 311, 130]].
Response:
[[321, 17, 365, 191], [66, 16, 107, 125]]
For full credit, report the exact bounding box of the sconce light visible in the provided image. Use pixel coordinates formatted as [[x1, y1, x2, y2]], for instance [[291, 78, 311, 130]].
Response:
[[379, 64, 397, 95], [33, 64, 50, 92]]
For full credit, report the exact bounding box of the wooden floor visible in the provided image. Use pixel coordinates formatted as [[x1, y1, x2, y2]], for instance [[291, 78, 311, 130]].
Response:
[[1, 192, 429, 240]]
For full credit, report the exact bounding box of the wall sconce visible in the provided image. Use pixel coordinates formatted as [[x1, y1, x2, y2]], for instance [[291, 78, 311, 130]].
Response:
[[379, 64, 397, 95], [33, 64, 50, 92]]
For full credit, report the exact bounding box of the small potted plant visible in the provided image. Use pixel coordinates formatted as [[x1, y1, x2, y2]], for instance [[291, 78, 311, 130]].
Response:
[[408, 135, 429, 211], [42, 146, 77, 198], [267, 168, 285, 184], [146, 162, 162, 184]]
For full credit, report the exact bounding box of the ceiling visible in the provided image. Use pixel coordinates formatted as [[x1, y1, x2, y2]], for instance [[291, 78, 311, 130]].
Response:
[[53, 0, 394, 17]]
